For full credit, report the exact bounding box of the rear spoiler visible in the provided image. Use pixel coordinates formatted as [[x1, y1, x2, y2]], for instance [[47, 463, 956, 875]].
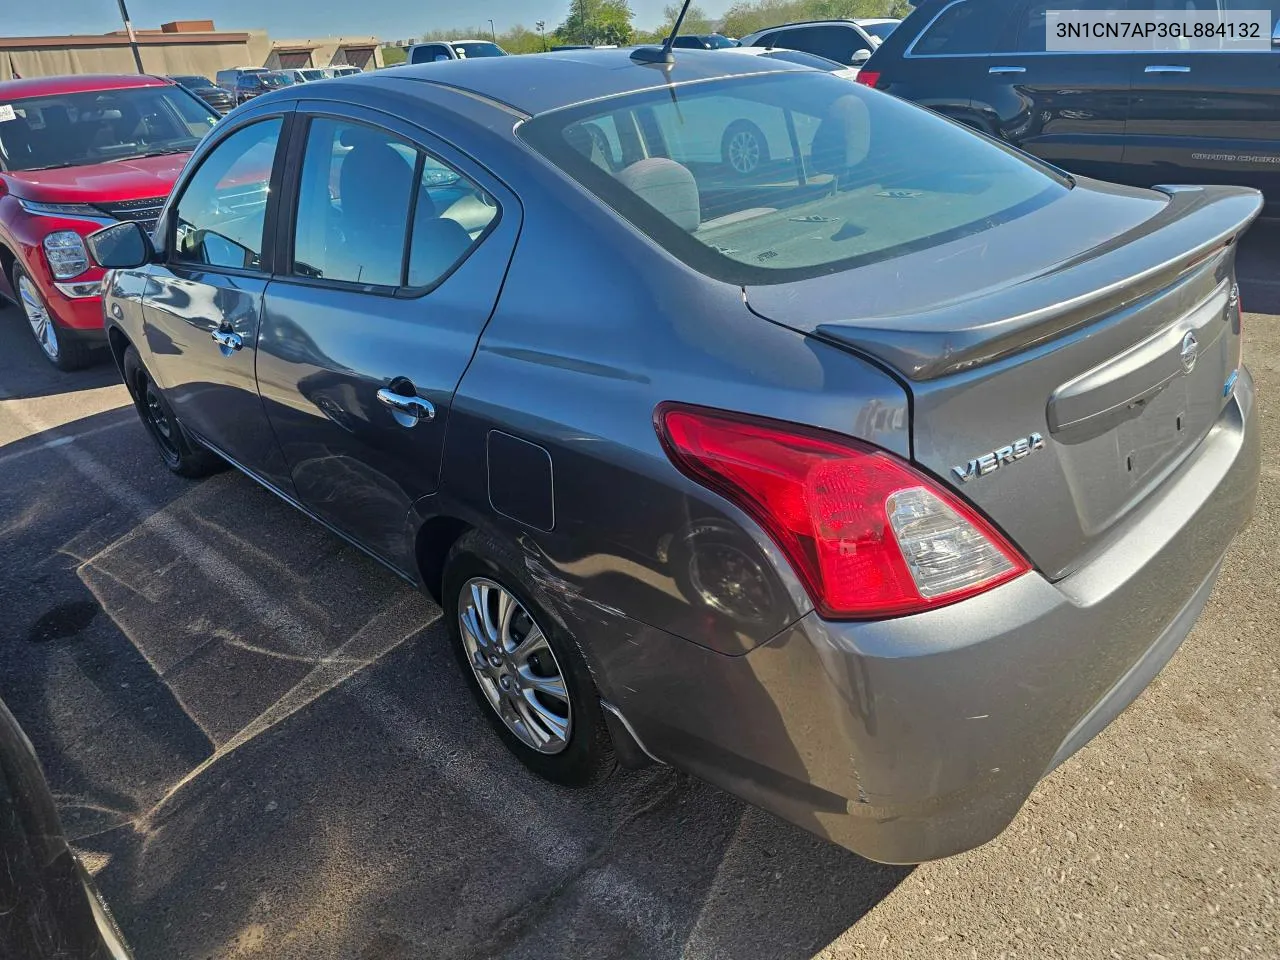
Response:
[[809, 185, 1263, 381]]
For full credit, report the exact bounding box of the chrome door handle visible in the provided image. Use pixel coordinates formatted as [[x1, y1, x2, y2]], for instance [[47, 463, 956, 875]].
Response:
[[988, 66, 1026, 74], [377, 388, 435, 425], [1145, 65, 1191, 73], [211, 329, 243, 351]]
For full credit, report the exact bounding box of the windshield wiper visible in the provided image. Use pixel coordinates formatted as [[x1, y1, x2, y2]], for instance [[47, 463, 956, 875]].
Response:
[[13, 161, 81, 172], [102, 147, 195, 163]]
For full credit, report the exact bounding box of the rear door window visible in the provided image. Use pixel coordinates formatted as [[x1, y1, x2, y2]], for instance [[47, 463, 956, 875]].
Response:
[[290, 117, 498, 290], [1128, 0, 1280, 49], [1015, 0, 1119, 51]]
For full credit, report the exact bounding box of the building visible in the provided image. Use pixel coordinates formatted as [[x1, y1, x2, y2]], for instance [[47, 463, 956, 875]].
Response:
[[0, 20, 381, 81], [265, 37, 383, 71]]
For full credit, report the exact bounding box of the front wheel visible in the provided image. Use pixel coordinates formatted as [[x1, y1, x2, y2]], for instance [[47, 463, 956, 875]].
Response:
[[12, 264, 96, 371], [443, 530, 616, 786], [121, 345, 224, 478]]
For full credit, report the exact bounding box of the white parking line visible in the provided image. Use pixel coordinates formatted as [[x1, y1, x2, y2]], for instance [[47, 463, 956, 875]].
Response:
[[0, 413, 133, 467], [4, 389, 673, 948]]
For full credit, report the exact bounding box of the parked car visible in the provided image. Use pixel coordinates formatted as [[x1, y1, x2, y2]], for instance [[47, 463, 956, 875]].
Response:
[[214, 67, 267, 90], [235, 71, 289, 104], [0, 696, 133, 959], [728, 44, 862, 80], [671, 34, 741, 49], [406, 40, 509, 63], [274, 68, 329, 84], [0, 74, 219, 369], [329, 65, 363, 77], [858, 0, 1280, 213], [741, 18, 900, 68], [167, 74, 235, 114], [90, 49, 1260, 865]]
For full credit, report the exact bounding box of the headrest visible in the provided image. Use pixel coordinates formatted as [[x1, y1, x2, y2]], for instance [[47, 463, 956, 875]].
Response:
[[810, 95, 871, 179], [616, 157, 700, 232]]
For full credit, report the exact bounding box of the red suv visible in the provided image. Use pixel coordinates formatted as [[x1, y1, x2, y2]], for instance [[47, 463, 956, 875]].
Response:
[[0, 74, 218, 369]]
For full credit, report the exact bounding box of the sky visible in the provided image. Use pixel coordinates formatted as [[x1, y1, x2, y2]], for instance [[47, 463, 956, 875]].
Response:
[[9, 1, 733, 40]]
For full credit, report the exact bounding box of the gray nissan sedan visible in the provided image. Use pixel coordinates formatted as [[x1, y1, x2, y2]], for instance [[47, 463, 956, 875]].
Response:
[[89, 49, 1261, 864]]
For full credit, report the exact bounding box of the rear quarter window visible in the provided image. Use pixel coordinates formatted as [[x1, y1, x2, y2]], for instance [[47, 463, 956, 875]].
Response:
[[521, 71, 1069, 285]]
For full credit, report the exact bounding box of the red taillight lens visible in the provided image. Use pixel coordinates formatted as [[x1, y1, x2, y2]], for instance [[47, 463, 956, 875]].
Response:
[[657, 405, 1030, 620], [855, 70, 881, 88]]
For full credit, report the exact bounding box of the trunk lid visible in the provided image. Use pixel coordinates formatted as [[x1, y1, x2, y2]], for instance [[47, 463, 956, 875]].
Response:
[[745, 182, 1261, 579]]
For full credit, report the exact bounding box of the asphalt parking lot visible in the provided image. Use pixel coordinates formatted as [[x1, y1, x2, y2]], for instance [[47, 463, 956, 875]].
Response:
[[1, 224, 1277, 960]]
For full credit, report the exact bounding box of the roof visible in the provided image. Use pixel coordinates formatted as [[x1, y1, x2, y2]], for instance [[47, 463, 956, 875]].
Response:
[[380, 48, 803, 116], [0, 74, 172, 100]]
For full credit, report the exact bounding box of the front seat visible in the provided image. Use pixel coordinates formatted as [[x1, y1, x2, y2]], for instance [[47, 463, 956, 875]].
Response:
[[337, 136, 421, 285]]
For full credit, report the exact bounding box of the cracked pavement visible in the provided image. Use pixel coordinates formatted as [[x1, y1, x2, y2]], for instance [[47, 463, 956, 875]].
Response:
[[0, 223, 1277, 959]]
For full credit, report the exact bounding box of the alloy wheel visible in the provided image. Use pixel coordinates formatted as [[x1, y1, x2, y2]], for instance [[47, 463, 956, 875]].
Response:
[[728, 130, 762, 175], [458, 577, 571, 755], [18, 275, 60, 361]]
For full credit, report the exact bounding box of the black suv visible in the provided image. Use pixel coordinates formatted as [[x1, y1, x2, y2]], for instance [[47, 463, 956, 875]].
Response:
[[860, 0, 1280, 211]]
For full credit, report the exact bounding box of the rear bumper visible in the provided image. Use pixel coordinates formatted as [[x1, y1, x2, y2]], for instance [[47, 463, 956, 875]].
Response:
[[607, 367, 1259, 863]]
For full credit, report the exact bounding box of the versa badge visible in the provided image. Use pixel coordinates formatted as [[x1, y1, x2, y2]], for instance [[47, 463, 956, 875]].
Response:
[[952, 433, 1045, 483]]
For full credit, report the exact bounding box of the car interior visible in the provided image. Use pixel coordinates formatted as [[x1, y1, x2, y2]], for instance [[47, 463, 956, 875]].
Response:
[[549, 77, 1056, 275], [0, 92, 204, 169]]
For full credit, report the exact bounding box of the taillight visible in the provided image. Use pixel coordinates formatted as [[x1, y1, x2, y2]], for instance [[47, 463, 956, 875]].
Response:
[[855, 70, 881, 88], [656, 405, 1030, 620]]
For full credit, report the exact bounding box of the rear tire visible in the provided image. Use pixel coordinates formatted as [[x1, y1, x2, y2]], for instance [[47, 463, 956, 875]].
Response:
[[443, 529, 616, 786], [122, 345, 224, 478], [12, 264, 97, 371]]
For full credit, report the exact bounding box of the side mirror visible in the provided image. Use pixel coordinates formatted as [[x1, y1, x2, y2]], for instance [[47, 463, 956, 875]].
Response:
[[851, 48, 872, 65], [86, 220, 154, 270]]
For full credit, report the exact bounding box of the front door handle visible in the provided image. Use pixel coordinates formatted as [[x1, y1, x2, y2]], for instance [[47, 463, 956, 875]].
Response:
[[1144, 64, 1191, 73], [988, 65, 1026, 74], [211, 329, 243, 352], [377, 387, 435, 427]]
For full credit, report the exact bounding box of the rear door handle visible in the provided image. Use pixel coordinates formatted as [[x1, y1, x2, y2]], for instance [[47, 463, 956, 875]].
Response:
[[211, 329, 243, 352], [988, 66, 1026, 74], [1144, 65, 1191, 73], [377, 387, 435, 426]]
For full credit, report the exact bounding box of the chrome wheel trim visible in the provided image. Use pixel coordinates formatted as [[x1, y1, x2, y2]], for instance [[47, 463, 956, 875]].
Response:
[[728, 130, 761, 175], [18, 275, 60, 360], [458, 577, 571, 755]]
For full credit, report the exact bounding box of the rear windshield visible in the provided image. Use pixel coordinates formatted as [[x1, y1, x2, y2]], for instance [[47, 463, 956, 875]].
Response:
[[520, 71, 1068, 285], [759, 49, 844, 71], [453, 42, 507, 58], [861, 21, 899, 41]]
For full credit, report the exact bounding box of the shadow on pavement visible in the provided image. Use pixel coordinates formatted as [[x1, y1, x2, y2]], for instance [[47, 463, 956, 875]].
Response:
[[0, 403, 908, 960], [0, 305, 121, 401]]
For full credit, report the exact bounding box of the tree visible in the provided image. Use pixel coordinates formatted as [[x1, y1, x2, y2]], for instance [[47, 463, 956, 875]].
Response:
[[555, 0, 636, 46], [663, 3, 713, 34]]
